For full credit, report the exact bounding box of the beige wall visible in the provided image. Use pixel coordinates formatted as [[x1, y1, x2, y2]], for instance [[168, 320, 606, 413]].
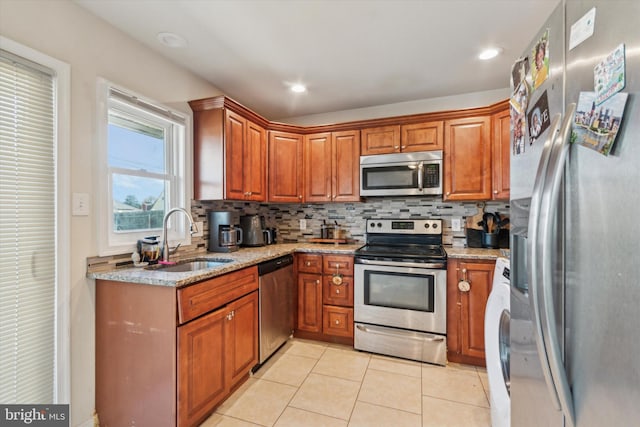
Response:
[[0, 1, 221, 425]]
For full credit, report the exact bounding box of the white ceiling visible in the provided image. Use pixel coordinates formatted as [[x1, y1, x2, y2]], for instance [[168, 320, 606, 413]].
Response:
[[75, 0, 560, 121]]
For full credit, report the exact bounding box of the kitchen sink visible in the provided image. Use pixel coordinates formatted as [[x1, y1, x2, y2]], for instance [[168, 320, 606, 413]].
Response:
[[146, 258, 233, 272]]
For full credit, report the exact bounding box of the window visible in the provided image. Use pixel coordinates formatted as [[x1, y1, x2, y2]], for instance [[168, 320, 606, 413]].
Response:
[[97, 82, 190, 255], [0, 40, 70, 404]]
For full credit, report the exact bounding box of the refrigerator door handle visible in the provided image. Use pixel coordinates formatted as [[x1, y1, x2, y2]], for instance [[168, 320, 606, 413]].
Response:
[[540, 103, 577, 427], [527, 112, 563, 410]]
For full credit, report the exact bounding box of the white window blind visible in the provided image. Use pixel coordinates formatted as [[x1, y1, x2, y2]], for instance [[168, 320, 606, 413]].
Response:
[[0, 50, 56, 403]]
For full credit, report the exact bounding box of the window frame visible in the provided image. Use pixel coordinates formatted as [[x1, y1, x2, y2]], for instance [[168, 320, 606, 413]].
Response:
[[96, 79, 192, 256]]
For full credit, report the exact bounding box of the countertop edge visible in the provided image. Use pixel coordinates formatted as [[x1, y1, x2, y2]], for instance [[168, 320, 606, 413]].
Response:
[[89, 243, 508, 287]]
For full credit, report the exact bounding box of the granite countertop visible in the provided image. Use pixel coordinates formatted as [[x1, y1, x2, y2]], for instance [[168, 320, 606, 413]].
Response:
[[88, 242, 363, 287], [445, 247, 510, 260], [89, 242, 508, 288]]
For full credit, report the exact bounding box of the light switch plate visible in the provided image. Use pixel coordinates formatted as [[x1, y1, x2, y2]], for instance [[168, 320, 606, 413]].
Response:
[[451, 217, 462, 232], [299, 219, 307, 230], [72, 192, 90, 216]]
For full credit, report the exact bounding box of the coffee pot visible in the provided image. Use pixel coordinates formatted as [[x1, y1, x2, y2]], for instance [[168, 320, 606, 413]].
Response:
[[207, 211, 243, 252]]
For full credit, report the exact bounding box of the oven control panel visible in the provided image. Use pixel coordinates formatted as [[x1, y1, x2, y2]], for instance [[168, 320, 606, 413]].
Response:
[[366, 219, 442, 235]]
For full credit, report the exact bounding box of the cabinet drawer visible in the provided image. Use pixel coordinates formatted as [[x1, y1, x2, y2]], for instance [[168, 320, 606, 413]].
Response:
[[322, 306, 354, 338], [323, 255, 353, 276], [297, 253, 323, 273], [322, 275, 354, 307], [177, 266, 258, 324]]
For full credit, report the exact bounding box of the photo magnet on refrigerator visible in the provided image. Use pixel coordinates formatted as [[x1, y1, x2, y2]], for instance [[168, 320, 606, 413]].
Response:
[[594, 43, 625, 105], [527, 90, 551, 145]]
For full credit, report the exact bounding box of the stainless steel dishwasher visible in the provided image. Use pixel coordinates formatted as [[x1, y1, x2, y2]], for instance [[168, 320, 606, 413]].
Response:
[[257, 254, 294, 364]]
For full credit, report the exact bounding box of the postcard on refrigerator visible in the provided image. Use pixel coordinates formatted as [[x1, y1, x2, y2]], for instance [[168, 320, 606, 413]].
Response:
[[594, 43, 625, 105], [572, 91, 628, 156]]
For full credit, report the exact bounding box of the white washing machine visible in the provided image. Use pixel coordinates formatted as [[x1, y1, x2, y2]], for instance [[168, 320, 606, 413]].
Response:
[[485, 256, 510, 427]]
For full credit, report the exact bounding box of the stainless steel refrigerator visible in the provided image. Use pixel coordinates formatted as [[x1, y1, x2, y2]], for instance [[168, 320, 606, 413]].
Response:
[[510, 1, 640, 426]]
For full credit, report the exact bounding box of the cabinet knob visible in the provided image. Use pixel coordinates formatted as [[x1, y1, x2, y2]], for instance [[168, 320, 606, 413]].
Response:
[[336, 289, 340, 294], [306, 261, 311, 266], [316, 279, 320, 284], [494, 190, 498, 194], [298, 195, 303, 200], [335, 319, 340, 325], [401, 145, 406, 149], [394, 145, 400, 149], [446, 192, 450, 196]]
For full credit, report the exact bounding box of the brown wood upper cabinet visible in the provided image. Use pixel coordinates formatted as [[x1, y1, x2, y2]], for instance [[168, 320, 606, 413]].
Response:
[[361, 121, 443, 155], [304, 130, 360, 202], [443, 116, 492, 201], [189, 106, 266, 201], [268, 130, 304, 203], [491, 108, 510, 200]]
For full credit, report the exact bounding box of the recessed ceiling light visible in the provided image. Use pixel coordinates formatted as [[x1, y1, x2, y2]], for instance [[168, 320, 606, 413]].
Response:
[[478, 47, 503, 60], [290, 84, 307, 93], [157, 32, 188, 48]]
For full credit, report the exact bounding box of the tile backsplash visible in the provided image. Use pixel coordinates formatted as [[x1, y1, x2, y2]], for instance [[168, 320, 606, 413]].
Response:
[[192, 196, 509, 249]]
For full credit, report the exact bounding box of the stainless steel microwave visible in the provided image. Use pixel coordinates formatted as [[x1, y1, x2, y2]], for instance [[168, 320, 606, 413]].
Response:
[[360, 151, 443, 197]]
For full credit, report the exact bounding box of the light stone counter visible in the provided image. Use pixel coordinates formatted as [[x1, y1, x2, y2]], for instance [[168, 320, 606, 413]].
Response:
[[88, 242, 363, 287], [445, 247, 510, 260]]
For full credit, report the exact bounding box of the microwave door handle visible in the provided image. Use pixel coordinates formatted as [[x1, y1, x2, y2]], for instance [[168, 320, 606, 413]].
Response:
[[417, 162, 424, 191]]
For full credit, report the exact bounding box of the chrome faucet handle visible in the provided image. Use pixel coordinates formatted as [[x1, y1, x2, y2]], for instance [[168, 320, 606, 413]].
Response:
[[168, 243, 181, 255]]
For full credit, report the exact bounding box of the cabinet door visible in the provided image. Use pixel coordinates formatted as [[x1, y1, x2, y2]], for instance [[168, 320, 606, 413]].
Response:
[[178, 306, 227, 427], [361, 125, 401, 155], [492, 109, 510, 200], [332, 130, 360, 202], [401, 121, 443, 152], [448, 259, 495, 366], [304, 132, 332, 202], [226, 291, 259, 388], [245, 121, 267, 201], [297, 273, 323, 333], [225, 110, 247, 200], [444, 116, 492, 201], [268, 131, 304, 203]]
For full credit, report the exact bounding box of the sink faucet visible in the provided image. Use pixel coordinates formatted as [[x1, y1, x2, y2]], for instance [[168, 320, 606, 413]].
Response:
[[161, 207, 198, 263]]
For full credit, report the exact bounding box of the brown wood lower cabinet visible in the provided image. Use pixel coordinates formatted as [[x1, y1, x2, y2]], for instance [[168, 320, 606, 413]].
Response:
[[295, 253, 354, 345], [447, 258, 495, 366], [96, 266, 259, 427], [177, 291, 258, 427]]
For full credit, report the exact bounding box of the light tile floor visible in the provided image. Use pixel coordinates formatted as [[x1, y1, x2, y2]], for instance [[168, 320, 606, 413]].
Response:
[[202, 339, 491, 427]]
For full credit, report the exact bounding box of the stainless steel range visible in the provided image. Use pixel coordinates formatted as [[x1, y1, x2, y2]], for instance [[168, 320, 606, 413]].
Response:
[[354, 218, 447, 365]]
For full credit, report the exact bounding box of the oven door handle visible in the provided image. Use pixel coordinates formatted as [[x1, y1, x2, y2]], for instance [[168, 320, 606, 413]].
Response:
[[355, 258, 446, 269], [356, 324, 445, 342]]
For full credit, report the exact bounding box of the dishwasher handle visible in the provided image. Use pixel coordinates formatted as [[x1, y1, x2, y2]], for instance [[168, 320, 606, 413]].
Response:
[[258, 254, 294, 276]]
